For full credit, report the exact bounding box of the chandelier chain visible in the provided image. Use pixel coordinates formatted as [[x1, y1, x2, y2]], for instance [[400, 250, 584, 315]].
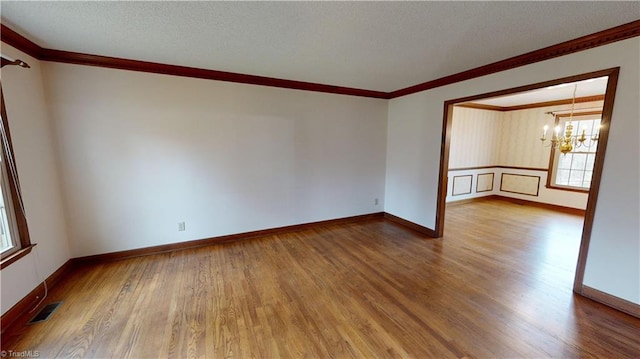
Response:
[[569, 84, 577, 124]]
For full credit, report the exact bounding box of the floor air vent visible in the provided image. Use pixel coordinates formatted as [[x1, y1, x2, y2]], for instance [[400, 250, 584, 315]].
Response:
[[28, 301, 63, 325]]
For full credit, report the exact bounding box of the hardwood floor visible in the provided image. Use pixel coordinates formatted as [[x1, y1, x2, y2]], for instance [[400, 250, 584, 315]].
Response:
[[2, 200, 639, 358]]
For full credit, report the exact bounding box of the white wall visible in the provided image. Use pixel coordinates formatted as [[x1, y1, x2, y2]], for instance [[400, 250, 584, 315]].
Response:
[[42, 63, 388, 257], [386, 37, 639, 304], [0, 44, 71, 314]]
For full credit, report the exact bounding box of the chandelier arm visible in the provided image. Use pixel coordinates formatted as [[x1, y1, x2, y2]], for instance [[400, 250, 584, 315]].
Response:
[[540, 84, 600, 153]]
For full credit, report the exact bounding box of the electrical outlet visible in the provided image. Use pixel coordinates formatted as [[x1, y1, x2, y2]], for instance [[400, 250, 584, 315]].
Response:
[[374, 198, 379, 205], [178, 221, 186, 231]]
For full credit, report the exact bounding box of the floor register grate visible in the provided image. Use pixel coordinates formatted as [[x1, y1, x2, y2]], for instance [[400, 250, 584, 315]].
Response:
[[27, 301, 63, 325]]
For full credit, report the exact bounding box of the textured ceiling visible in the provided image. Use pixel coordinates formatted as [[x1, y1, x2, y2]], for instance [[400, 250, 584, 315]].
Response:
[[1, 1, 638, 92]]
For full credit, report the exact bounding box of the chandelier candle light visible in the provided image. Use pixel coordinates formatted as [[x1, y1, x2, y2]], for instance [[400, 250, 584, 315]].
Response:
[[539, 84, 600, 155]]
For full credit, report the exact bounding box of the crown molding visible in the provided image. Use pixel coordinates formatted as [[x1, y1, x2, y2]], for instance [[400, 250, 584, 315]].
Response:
[[500, 94, 605, 111], [388, 20, 640, 98], [1, 24, 388, 99], [454, 103, 505, 111], [39, 48, 389, 99], [555, 110, 602, 118], [0, 24, 43, 59], [457, 94, 605, 112], [2, 20, 639, 100]]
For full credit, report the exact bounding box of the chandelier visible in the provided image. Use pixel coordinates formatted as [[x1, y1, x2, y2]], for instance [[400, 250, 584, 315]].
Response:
[[539, 84, 599, 155]]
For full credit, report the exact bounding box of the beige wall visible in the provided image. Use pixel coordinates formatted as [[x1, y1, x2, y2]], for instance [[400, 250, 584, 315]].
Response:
[[447, 101, 603, 208], [1, 44, 71, 314], [43, 63, 388, 258], [498, 101, 604, 168], [449, 107, 501, 168], [449, 101, 604, 169], [1, 46, 387, 313]]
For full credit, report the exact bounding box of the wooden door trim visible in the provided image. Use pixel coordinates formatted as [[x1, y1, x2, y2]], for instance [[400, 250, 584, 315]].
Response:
[[437, 67, 621, 304]]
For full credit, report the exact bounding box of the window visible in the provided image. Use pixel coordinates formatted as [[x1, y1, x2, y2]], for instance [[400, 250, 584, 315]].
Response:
[[0, 85, 32, 268], [0, 150, 19, 257], [548, 114, 601, 192]]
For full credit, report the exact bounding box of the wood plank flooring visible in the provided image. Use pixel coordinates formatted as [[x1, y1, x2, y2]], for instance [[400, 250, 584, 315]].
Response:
[[2, 199, 639, 358]]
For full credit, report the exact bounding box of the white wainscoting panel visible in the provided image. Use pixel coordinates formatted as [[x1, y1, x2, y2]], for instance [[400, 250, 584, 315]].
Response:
[[500, 173, 540, 196]]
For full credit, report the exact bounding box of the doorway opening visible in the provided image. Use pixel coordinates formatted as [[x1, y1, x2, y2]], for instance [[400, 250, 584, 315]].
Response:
[[435, 67, 619, 293]]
